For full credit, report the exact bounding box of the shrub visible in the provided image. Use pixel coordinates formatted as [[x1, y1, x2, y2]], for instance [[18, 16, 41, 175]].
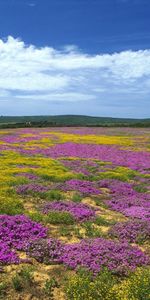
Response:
[[109, 220, 150, 244], [82, 221, 104, 238], [0, 282, 7, 298], [111, 267, 150, 300], [59, 226, 72, 237], [43, 190, 63, 201], [64, 268, 117, 300], [43, 201, 96, 222], [134, 184, 148, 193], [61, 179, 100, 195], [27, 211, 45, 223], [26, 238, 63, 264], [45, 211, 75, 225], [0, 215, 48, 265], [72, 193, 82, 203], [12, 267, 34, 292], [12, 274, 23, 292], [62, 238, 149, 275], [65, 267, 150, 300], [19, 266, 34, 286], [0, 197, 23, 215], [94, 216, 116, 226], [43, 277, 59, 298], [16, 183, 49, 195]]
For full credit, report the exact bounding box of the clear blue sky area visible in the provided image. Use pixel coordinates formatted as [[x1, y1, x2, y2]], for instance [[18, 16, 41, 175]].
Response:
[[0, 0, 150, 117]]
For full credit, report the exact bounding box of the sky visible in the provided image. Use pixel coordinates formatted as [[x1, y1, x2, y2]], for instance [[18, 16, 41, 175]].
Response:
[[0, 0, 150, 118]]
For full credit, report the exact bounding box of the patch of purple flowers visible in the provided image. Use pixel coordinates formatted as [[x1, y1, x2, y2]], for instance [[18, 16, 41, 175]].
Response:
[[98, 179, 150, 221], [123, 206, 150, 221], [60, 179, 101, 195], [16, 172, 39, 180], [109, 220, 150, 243], [42, 201, 96, 222], [16, 183, 49, 194], [62, 238, 150, 275], [98, 179, 136, 197], [21, 142, 150, 173], [26, 238, 63, 264], [0, 242, 20, 265], [0, 215, 47, 265], [107, 195, 150, 221]]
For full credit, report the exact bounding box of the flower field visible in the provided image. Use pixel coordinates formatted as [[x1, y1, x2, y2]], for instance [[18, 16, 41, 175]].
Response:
[[0, 127, 150, 299]]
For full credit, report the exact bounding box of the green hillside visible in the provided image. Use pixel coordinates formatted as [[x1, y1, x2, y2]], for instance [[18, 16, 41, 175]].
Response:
[[0, 115, 149, 128]]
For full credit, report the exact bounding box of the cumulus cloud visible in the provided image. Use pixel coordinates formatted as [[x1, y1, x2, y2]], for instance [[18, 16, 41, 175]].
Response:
[[0, 36, 150, 116]]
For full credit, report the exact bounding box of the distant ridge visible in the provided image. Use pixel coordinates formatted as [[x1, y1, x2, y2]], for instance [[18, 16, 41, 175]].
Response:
[[0, 115, 149, 128]]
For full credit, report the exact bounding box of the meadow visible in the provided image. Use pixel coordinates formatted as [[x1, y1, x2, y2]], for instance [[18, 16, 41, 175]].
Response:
[[0, 127, 149, 300]]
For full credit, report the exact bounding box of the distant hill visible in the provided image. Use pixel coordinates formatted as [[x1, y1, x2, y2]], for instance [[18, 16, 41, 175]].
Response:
[[0, 115, 149, 128]]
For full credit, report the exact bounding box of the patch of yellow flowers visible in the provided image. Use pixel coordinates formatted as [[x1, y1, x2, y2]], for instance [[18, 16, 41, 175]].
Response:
[[65, 267, 150, 300], [44, 132, 134, 146]]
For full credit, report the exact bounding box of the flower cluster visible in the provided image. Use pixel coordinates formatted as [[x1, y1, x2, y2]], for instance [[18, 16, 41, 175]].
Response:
[[0, 215, 47, 265], [0, 242, 20, 265], [107, 194, 150, 221], [60, 179, 100, 195], [15, 172, 39, 180], [26, 238, 63, 264], [62, 238, 150, 275], [98, 179, 136, 197], [43, 201, 96, 222], [109, 220, 150, 243], [16, 183, 50, 194], [60, 159, 111, 176], [98, 179, 150, 221]]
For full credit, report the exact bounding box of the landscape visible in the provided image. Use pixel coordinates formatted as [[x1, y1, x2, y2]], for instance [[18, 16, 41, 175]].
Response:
[[0, 0, 150, 299], [0, 126, 149, 299]]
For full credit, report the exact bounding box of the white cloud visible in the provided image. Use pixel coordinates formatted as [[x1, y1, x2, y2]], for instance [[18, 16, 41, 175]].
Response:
[[15, 92, 95, 102], [0, 35, 150, 108]]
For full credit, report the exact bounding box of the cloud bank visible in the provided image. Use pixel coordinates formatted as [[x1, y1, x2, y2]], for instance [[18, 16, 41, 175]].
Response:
[[0, 36, 149, 117]]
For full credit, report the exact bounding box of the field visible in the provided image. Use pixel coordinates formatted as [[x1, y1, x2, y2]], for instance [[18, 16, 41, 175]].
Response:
[[0, 127, 150, 300]]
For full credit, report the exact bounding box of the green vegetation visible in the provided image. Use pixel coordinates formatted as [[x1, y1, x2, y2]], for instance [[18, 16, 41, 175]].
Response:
[[64, 268, 117, 300], [71, 193, 82, 203], [43, 190, 64, 201], [12, 267, 34, 292], [0, 282, 7, 298], [64, 267, 150, 300], [0, 114, 149, 128], [0, 197, 23, 215], [43, 277, 59, 298], [45, 211, 75, 225]]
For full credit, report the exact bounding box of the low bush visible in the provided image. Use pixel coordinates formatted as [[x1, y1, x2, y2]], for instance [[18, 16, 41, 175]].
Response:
[[12, 274, 23, 292], [43, 277, 59, 298], [44, 190, 64, 201], [26, 238, 63, 264], [27, 211, 45, 223], [82, 221, 104, 238], [72, 193, 82, 203], [64, 268, 117, 300], [45, 211, 75, 225], [65, 267, 150, 300], [19, 266, 34, 286], [12, 267, 34, 292], [0, 197, 23, 215], [94, 216, 116, 226], [111, 267, 150, 300], [0, 282, 7, 298]]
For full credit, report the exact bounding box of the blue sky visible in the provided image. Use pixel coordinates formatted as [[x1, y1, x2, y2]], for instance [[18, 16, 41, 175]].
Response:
[[0, 0, 150, 117]]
